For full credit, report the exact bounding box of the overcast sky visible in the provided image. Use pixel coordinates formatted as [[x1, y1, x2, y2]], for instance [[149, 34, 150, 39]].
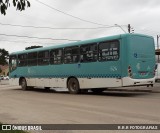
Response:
[[0, 0, 160, 53]]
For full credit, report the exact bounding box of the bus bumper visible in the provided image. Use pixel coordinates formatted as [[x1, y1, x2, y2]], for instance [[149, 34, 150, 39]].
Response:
[[122, 77, 155, 87]]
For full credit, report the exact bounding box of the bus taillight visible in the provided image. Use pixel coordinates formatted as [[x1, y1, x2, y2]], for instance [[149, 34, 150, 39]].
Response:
[[128, 65, 132, 77]]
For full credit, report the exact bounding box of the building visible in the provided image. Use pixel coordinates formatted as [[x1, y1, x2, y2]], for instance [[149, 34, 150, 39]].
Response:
[[0, 65, 9, 76]]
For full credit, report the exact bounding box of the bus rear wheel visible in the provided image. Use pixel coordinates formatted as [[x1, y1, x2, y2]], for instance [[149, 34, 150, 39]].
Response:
[[21, 78, 28, 90], [68, 78, 80, 94]]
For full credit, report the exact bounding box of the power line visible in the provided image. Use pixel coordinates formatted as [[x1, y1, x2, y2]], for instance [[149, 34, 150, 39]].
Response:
[[0, 22, 128, 33], [0, 39, 56, 45], [0, 33, 80, 41], [0, 22, 116, 30], [35, 0, 110, 27], [115, 24, 127, 33]]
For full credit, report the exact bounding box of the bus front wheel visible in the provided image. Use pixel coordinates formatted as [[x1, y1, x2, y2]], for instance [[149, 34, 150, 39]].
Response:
[[68, 78, 80, 94], [21, 78, 28, 90]]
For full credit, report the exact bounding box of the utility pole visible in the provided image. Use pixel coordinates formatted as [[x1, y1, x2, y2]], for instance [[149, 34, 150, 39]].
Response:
[[128, 24, 131, 33], [127, 24, 134, 33], [157, 35, 160, 49], [157, 35, 160, 63]]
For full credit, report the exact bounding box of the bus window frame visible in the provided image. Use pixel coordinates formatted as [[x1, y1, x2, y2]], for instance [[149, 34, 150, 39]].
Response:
[[98, 40, 120, 62], [18, 54, 28, 67], [38, 50, 50, 66], [50, 48, 63, 65], [80, 43, 98, 63], [9, 55, 17, 72], [64, 46, 80, 64], [27, 52, 38, 66]]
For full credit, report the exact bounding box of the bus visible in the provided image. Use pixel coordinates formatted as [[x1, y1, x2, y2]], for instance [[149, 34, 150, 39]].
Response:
[[9, 34, 156, 94]]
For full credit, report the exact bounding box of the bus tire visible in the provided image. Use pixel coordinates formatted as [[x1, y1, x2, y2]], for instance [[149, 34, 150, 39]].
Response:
[[21, 78, 28, 90], [68, 78, 80, 94], [91, 88, 106, 94]]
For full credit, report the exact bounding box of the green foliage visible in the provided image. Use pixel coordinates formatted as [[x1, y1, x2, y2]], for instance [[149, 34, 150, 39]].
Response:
[[0, 0, 31, 15], [0, 48, 9, 65]]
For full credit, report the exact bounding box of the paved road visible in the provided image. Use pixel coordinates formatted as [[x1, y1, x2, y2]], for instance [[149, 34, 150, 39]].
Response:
[[0, 80, 160, 132]]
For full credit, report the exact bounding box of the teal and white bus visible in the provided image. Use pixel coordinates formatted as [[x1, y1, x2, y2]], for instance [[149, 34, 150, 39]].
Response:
[[9, 34, 156, 94]]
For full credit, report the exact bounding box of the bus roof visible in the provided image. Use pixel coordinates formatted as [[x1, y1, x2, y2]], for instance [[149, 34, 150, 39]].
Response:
[[10, 33, 153, 55]]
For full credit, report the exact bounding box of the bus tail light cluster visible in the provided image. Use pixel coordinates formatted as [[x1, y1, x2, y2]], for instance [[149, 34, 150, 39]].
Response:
[[128, 65, 132, 77]]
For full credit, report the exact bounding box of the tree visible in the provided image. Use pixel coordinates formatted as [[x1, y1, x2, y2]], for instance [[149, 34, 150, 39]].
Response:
[[0, 48, 9, 65], [0, 0, 31, 15]]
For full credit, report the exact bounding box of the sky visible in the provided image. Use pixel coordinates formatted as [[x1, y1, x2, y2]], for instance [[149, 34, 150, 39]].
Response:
[[0, 0, 160, 53]]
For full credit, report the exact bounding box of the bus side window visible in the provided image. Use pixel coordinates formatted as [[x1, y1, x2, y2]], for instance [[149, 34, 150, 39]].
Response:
[[80, 43, 97, 63], [64, 48, 72, 63], [50, 49, 63, 64], [18, 54, 27, 67], [72, 47, 79, 63], [38, 51, 49, 65], [64, 46, 79, 64], [9, 55, 17, 72], [99, 40, 119, 61], [28, 52, 37, 66]]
